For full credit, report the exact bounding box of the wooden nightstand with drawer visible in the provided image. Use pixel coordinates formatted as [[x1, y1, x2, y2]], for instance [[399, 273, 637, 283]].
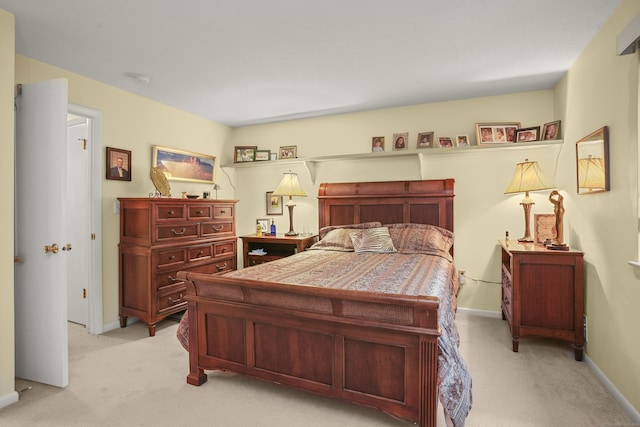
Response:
[[499, 239, 584, 360], [118, 198, 238, 336], [241, 234, 318, 267]]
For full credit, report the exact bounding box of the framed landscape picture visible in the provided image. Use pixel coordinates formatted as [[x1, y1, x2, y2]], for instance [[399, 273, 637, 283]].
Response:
[[152, 145, 215, 184]]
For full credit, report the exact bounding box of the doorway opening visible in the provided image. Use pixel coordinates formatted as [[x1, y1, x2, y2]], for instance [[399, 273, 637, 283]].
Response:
[[67, 104, 103, 335]]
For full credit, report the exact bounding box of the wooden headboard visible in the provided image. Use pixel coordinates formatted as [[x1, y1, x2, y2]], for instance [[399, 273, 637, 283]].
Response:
[[317, 179, 455, 232]]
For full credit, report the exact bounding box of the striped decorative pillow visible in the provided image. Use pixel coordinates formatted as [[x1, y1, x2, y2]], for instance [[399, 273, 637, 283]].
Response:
[[350, 227, 397, 254]]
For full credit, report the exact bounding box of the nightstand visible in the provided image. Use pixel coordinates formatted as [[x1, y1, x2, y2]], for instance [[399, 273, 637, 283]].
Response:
[[499, 239, 584, 361], [241, 234, 318, 267]]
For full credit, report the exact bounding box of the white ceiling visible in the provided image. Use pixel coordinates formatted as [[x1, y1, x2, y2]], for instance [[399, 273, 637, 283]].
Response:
[[1, 0, 622, 128]]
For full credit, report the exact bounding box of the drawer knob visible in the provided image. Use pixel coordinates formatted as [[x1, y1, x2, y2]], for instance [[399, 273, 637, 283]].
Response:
[[211, 225, 223, 232], [167, 275, 180, 283], [216, 262, 227, 271], [168, 293, 184, 304], [196, 210, 203, 215], [220, 210, 226, 214], [171, 227, 186, 235], [221, 247, 228, 253], [169, 255, 175, 260], [168, 210, 175, 215], [198, 250, 204, 256]]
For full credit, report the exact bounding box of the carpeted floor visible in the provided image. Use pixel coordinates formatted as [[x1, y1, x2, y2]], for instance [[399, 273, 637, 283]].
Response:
[[0, 310, 636, 427]]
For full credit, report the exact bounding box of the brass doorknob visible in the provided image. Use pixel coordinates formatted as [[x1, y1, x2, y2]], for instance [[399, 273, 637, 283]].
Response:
[[44, 244, 59, 254], [62, 244, 72, 251]]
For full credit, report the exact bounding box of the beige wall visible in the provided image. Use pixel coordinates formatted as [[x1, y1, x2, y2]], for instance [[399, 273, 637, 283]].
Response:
[[554, 0, 640, 413], [0, 8, 16, 407], [229, 90, 559, 311], [14, 56, 234, 329]]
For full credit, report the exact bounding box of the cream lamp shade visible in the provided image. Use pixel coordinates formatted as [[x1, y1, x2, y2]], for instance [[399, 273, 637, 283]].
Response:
[[505, 159, 555, 242], [272, 172, 307, 236], [577, 156, 606, 191]]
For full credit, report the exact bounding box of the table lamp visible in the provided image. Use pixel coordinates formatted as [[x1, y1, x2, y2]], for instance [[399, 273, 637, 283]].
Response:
[[272, 172, 307, 236], [504, 159, 555, 242]]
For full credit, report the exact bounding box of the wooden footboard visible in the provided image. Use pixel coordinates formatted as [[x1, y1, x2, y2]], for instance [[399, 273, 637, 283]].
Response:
[[179, 271, 442, 427]]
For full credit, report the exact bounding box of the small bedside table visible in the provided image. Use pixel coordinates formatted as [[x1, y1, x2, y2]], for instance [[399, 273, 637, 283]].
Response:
[[241, 234, 318, 267], [499, 239, 584, 361]]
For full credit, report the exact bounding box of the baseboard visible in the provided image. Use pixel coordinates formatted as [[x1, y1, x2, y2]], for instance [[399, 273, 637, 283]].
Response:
[[585, 354, 640, 423], [0, 390, 19, 410]]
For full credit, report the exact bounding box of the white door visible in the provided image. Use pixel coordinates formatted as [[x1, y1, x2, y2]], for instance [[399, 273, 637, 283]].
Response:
[[66, 118, 90, 326], [15, 79, 69, 388]]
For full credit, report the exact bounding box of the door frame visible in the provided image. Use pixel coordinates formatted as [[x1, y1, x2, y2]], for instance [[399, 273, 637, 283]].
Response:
[[68, 103, 103, 334]]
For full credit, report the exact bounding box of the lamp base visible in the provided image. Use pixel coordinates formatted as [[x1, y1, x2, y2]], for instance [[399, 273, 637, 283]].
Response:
[[284, 231, 298, 236], [517, 237, 534, 243]]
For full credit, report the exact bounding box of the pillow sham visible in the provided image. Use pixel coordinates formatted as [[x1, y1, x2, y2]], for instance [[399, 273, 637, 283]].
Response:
[[350, 227, 397, 254], [385, 223, 454, 254], [309, 228, 357, 251], [318, 221, 382, 240]]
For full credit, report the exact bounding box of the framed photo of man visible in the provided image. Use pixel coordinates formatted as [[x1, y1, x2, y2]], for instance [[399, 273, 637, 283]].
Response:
[[106, 147, 131, 181]]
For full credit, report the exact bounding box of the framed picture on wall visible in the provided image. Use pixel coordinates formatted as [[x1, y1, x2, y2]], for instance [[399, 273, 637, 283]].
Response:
[[266, 191, 283, 215], [152, 145, 215, 184], [417, 132, 434, 148], [106, 147, 131, 181]]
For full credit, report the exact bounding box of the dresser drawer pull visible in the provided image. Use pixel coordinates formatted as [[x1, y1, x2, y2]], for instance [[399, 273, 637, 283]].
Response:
[[168, 294, 183, 304], [211, 225, 224, 232], [171, 227, 186, 235], [169, 255, 175, 260], [198, 250, 205, 256], [220, 210, 227, 215], [196, 210, 204, 215], [167, 275, 180, 283], [168, 210, 175, 215], [216, 262, 227, 271], [221, 247, 228, 253]]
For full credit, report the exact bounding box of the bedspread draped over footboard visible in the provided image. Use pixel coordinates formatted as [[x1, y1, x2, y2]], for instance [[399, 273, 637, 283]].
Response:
[[177, 249, 472, 427]]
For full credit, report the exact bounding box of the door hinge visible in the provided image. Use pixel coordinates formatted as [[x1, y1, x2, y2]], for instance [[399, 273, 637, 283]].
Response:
[[91, 233, 96, 240], [83, 288, 87, 299], [79, 138, 87, 150]]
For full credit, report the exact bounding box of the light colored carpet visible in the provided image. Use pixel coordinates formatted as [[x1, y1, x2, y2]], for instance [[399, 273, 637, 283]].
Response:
[[0, 311, 635, 427]]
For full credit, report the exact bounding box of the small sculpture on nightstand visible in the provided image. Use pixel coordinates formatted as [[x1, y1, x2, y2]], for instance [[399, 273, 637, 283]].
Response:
[[547, 190, 569, 250]]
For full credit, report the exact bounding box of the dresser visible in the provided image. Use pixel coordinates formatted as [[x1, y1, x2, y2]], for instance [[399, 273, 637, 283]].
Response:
[[240, 233, 318, 267], [499, 239, 584, 361], [118, 198, 238, 336]]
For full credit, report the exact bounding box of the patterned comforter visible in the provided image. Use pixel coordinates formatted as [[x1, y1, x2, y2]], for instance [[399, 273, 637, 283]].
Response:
[[178, 249, 472, 426]]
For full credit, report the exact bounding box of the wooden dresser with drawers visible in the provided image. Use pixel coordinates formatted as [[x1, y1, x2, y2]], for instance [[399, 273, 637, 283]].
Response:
[[118, 198, 238, 336]]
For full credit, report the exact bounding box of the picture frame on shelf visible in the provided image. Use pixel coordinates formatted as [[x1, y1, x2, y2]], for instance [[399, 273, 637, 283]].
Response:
[[541, 120, 561, 140], [392, 132, 408, 150], [515, 126, 541, 142], [256, 218, 270, 235], [266, 191, 283, 215], [152, 145, 215, 184], [475, 122, 521, 146], [106, 147, 132, 181], [372, 136, 385, 152], [234, 146, 257, 163], [456, 135, 469, 147], [438, 137, 454, 148], [270, 152, 278, 161], [255, 150, 271, 161], [417, 132, 434, 148], [279, 145, 297, 159]]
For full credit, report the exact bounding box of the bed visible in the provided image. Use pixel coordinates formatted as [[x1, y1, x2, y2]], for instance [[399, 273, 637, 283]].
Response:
[[177, 179, 472, 427]]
